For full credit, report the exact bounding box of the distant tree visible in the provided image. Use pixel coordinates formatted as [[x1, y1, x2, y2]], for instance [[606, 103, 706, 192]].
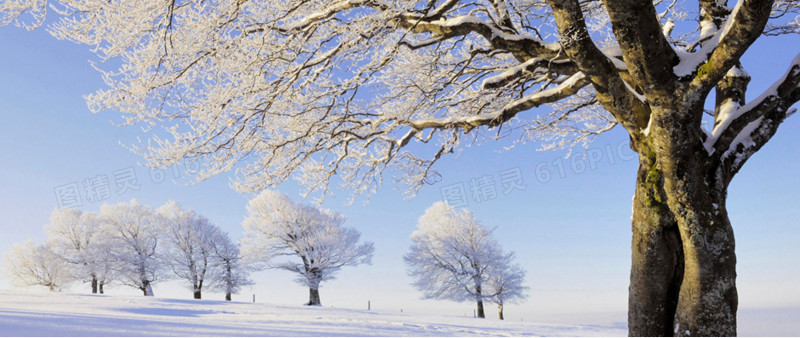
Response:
[[404, 202, 508, 318], [158, 201, 219, 299], [99, 200, 165, 296], [210, 231, 253, 301], [241, 190, 374, 306], [4, 240, 72, 292], [44, 208, 110, 293], [89, 237, 115, 294], [485, 256, 529, 320]]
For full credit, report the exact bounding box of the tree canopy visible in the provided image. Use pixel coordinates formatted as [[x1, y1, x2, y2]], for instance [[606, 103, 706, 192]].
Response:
[[1, 0, 796, 200]]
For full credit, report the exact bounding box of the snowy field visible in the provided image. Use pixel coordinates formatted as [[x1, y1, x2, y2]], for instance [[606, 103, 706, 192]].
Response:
[[0, 291, 625, 336]]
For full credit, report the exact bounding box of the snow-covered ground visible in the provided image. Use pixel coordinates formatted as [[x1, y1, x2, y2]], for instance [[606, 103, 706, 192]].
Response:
[[0, 291, 625, 336]]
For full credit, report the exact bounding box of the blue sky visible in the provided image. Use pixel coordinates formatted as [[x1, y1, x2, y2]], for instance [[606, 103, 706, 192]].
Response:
[[0, 21, 799, 324]]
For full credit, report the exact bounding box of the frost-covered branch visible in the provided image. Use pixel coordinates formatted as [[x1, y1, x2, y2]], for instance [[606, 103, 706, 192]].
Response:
[[764, 0, 800, 35], [0, 0, 46, 29], [0, 0, 626, 200], [404, 72, 589, 133], [4, 0, 796, 202]]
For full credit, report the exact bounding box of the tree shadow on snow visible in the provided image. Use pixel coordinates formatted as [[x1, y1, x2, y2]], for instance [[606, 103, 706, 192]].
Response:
[[114, 307, 215, 317]]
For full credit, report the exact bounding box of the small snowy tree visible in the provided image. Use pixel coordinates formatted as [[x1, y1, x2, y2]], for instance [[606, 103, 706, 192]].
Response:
[[4, 240, 72, 292], [210, 231, 252, 301], [99, 199, 165, 296], [485, 256, 528, 320], [44, 208, 110, 293], [241, 190, 374, 306], [158, 201, 219, 299], [404, 202, 507, 318]]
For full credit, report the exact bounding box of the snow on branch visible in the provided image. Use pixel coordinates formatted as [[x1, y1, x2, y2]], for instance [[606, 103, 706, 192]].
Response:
[[404, 72, 588, 134], [683, 0, 774, 95], [705, 53, 800, 183], [706, 53, 800, 155]]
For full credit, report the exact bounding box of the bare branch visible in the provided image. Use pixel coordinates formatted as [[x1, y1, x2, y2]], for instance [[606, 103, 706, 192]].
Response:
[[603, 0, 679, 98]]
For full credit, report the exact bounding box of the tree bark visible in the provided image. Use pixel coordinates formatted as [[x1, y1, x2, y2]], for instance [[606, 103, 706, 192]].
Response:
[[498, 304, 504, 320], [476, 300, 485, 319], [307, 288, 321, 306], [91, 277, 98, 294], [99, 281, 104, 294], [193, 290, 202, 299], [671, 196, 737, 336], [225, 293, 232, 301]]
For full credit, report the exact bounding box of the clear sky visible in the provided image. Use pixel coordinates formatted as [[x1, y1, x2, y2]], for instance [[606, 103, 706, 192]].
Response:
[[0, 21, 799, 324]]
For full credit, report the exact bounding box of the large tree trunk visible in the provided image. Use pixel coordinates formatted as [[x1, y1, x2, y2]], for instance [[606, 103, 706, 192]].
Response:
[[91, 276, 98, 294], [476, 300, 485, 319], [498, 304, 504, 320], [628, 151, 684, 336], [99, 281, 104, 294], [655, 110, 737, 337], [627, 108, 739, 336], [307, 288, 321, 306], [225, 293, 232, 301], [193, 289, 202, 299]]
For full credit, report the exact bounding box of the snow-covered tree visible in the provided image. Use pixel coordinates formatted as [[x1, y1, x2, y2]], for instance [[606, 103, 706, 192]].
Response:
[[88, 237, 115, 294], [3, 240, 72, 292], [485, 256, 528, 320], [44, 208, 111, 294], [404, 202, 506, 318], [99, 200, 165, 296], [241, 190, 374, 306], [210, 230, 253, 301], [158, 201, 219, 299], [3, 0, 800, 334]]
